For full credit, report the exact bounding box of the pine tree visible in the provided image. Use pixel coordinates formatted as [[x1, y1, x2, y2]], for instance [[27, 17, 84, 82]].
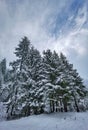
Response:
[[58, 53, 87, 112], [42, 50, 62, 112], [6, 37, 45, 117], [68, 68, 86, 112], [5, 37, 31, 118], [23, 47, 44, 114]]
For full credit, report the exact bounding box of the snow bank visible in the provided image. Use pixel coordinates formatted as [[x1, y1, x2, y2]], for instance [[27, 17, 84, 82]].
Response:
[[0, 112, 88, 130]]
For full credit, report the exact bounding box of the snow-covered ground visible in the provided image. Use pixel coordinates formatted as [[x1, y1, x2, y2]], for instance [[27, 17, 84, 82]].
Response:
[[0, 112, 88, 130], [0, 102, 6, 121]]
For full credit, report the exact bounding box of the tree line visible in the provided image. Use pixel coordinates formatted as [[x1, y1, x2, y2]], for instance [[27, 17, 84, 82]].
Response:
[[0, 36, 87, 120]]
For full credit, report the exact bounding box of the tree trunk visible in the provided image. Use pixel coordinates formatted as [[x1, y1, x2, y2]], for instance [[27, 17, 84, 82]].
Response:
[[63, 102, 68, 112], [52, 101, 55, 112], [73, 95, 80, 112], [74, 99, 80, 112], [56, 101, 58, 112], [50, 100, 52, 112]]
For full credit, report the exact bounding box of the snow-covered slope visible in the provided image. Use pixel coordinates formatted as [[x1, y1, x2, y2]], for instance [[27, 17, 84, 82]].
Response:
[[0, 112, 88, 130]]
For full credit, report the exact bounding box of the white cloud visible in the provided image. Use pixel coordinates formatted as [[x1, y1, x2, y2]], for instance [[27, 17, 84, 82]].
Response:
[[75, 5, 87, 30], [0, 0, 71, 61], [0, 0, 88, 79], [52, 4, 88, 58]]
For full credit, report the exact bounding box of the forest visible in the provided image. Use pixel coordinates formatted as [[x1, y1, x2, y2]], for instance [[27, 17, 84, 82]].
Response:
[[0, 36, 88, 120]]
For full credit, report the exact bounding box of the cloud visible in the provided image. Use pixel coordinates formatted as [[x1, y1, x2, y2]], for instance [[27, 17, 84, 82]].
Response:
[[0, 0, 88, 78], [52, 4, 88, 57], [75, 4, 87, 30], [0, 0, 71, 61]]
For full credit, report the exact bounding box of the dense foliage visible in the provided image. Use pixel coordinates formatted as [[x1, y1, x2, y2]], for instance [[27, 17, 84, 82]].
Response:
[[0, 37, 87, 119]]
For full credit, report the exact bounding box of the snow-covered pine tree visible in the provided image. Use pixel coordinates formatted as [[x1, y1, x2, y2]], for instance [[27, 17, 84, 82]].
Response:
[[56, 53, 72, 112], [5, 61, 21, 119], [6, 37, 45, 117], [51, 52, 65, 112], [58, 53, 87, 112], [42, 50, 62, 113], [13, 37, 32, 117], [68, 67, 87, 112], [5, 37, 31, 118], [23, 46, 44, 114]]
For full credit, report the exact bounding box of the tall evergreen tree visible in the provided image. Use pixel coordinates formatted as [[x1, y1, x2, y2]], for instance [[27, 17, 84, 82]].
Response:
[[42, 50, 62, 112], [58, 53, 87, 112], [22, 47, 44, 114], [5, 37, 31, 118]]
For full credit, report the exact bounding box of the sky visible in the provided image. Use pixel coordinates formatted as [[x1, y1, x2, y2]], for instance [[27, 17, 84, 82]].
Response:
[[0, 0, 88, 79]]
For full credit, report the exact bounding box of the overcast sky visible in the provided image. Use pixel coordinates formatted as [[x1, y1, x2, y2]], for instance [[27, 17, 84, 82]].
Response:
[[0, 0, 88, 79]]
